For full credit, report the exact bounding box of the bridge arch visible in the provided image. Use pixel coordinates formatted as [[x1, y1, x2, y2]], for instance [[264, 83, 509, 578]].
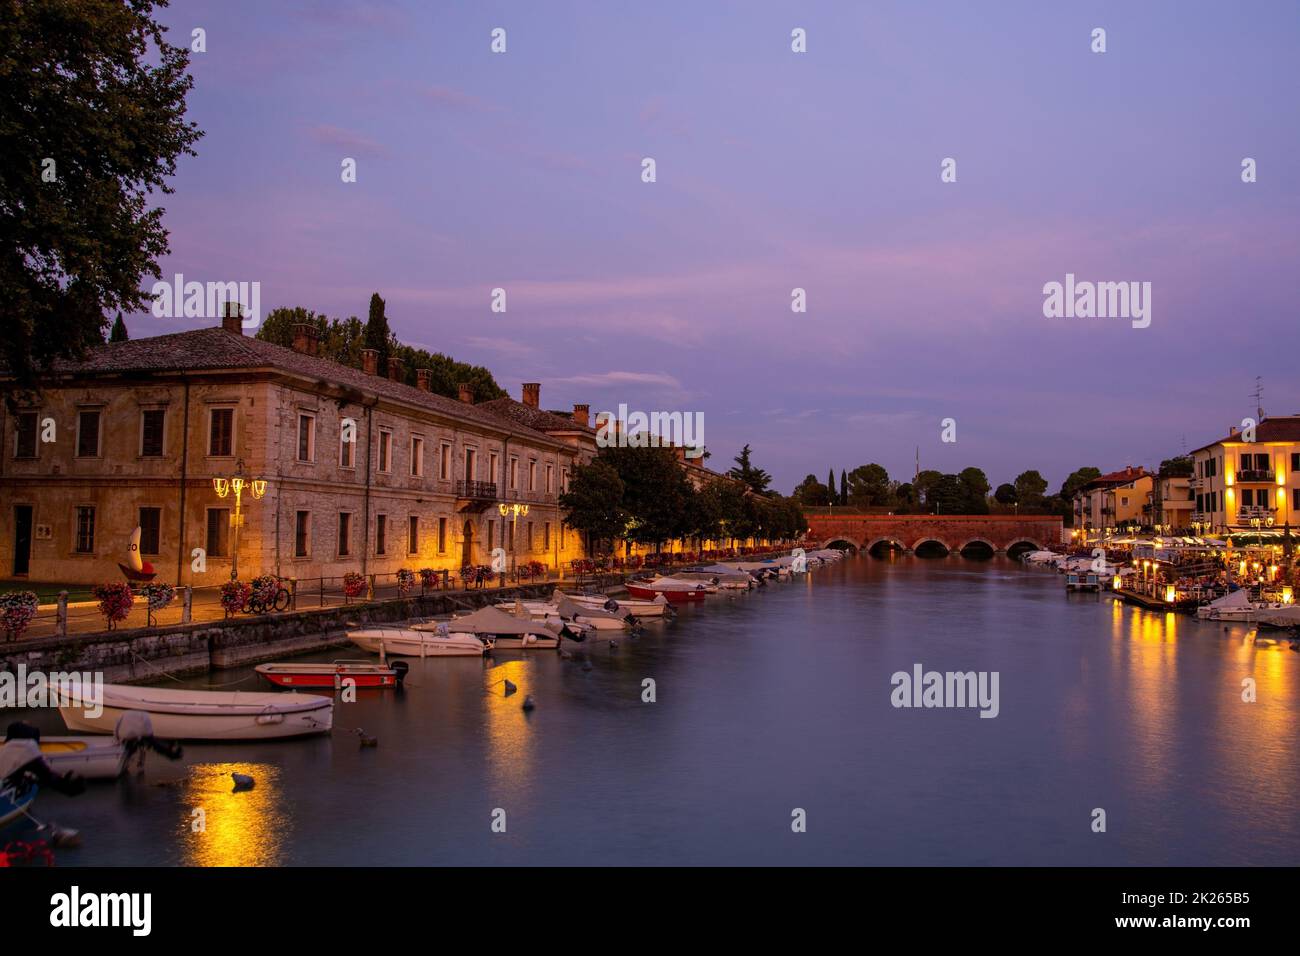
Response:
[[866, 537, 906, 558], [821, 538, 858, 555], [1006, 539, 1043, 558], [958, 538, 997, 559], [912, 538, 952, 557]]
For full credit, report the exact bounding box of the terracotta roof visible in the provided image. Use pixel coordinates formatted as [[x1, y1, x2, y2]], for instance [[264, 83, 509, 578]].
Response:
[[477, 396, 596, 436], [1189, 416, 1300, 454], [37, 327, 565, 446], [1079, 466, 1150, 493]]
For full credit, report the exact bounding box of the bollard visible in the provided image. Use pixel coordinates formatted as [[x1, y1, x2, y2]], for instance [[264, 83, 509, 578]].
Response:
[[368, 574, 376, 600], [181, 586, 192, 624], [56, 591, 68, 637]]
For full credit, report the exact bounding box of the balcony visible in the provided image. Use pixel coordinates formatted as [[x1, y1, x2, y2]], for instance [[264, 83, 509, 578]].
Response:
[[1236, 469, 1274, 483], [1188, 477, 1203, 490], [1236, 505, 1277, 522], [455, 480, 498, 512]]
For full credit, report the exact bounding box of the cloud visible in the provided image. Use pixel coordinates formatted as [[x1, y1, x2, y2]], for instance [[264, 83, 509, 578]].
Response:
[[304, 124, 390, 158], [553, 371, 683, 390], [418, 85, 500, 113]]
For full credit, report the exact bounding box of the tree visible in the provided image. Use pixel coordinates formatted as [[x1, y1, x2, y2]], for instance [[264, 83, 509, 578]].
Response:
[[364, 292, 391, 367], [826, 469, 838, 506], [1158, 456, 1193, 478], [727, 445, 772, 494], [1, 0, 202, 399], [931, 474, 966, 514], [559, 458, 626, 554], [994, 483, 1018, 505], [1059, 466, 1102, 501], [893, 481, 916, 512], [603, 446, 694, 550], [847, 463, 891, 507], [108, 313, 128, 342], [793, 474, 830, 507], [1014, 470, 1049, 509], [914, 470, 944, 510], [840, 470, 848, 505], [957, 467, 991, 513]]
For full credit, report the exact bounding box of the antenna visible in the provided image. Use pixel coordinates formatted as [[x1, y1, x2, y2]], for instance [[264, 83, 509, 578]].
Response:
[[1252, 376, 1264, 422]]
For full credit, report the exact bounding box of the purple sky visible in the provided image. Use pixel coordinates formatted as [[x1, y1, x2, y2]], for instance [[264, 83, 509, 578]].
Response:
[[141, 0, 1300, 494]]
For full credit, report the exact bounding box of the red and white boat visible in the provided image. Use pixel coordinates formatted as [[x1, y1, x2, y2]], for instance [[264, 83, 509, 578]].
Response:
[[255, 660, 404, 689], [625, 576, 715, 604]]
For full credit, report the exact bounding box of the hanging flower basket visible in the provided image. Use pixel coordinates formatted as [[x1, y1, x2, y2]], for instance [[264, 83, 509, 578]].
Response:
[[220, 580, 252, 618], [418, 568, 439, 592], [139, 582, 175, 627], [92, 582, 135, 630], [0, 590, 39, 642], [342, 571, 368, 601], [397, 569, 415, 595]]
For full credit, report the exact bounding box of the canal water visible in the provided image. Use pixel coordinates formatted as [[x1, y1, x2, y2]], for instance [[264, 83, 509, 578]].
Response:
[[12, 555, 1300, 866]]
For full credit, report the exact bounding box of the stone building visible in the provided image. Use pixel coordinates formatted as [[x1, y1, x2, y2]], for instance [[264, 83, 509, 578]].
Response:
[[0, 315, 587, 587]]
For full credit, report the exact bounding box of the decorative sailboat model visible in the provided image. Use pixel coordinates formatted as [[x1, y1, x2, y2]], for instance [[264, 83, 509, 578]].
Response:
[[117, 525, 157, 583]]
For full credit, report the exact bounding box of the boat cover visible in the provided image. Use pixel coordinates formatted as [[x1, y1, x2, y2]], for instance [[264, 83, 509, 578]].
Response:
[[452, 606, 562, 637], [552, 591, 627, 622]]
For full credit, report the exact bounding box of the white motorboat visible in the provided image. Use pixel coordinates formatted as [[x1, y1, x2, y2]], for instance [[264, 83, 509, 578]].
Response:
[[418, 606, 569, 649], [55, 684, 333, 740], [348, 624, 489, 657], [39, 737, 128, 780], [560, 592, 671, 617], [1195, 589, 1291, 622], [495, 600, 628, 630]]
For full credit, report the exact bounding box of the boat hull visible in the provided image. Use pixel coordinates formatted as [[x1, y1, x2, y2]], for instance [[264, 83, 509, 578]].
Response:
[[349, 628, 487, 657], [0, 781, 36, 829], [625, 584, 707, 604], [55, 685, 333, 740], [255, 663, 397, 688], [39, 737, 127, 780]]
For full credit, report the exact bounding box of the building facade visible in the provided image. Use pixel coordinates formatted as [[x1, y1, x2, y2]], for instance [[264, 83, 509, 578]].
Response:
[[1188, 417, 1300, 532], [0, 317, 589, 587], [1072, 467, 1153, 533]]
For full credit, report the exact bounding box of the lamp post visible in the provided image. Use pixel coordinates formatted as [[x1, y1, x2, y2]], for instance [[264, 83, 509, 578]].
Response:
[[498, 502, 529, 577], [212, 459, 267, 580]]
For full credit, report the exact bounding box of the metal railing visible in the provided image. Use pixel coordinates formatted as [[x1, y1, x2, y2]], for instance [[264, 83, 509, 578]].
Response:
[[455, 480, 499, 500]]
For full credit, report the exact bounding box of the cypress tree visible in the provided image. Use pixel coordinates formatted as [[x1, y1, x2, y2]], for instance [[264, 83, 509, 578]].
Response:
[[827, 469, 837, 505], [364, 292, 391, 367], [108, 312, 128, 342]]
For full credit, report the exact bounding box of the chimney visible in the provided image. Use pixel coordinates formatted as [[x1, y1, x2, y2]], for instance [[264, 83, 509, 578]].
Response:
[[292, 323, 318, 355], [1229, 425, 1238, 436], [387, 356, 404, 381], [522, 383, 540, 408], [361, 349, 379, 376], [221, 302, 243, 335], [416, 369, 432, 392], [458, 382, 474, 404], [573, 403, 589, 427]]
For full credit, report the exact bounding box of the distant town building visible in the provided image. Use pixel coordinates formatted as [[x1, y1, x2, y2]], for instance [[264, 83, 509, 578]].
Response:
[[1072, 467, 1153, 532], [1188, 416, 1300, 532]]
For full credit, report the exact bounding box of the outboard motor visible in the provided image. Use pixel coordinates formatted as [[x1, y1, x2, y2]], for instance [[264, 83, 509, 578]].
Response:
[[390, 660, 410, 687], [115, 710, 183, 768], [561, 623, 587, 643], [603, 597, 620, 613]]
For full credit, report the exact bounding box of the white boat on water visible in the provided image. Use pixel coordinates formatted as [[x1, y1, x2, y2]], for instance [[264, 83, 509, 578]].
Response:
[[1196, 589, 1291, 622], [39, 737, 127, 780], [55, 684, 333, 740], [418, 606, 568, 649], [349, 623, 490, 657], [560, 592, 671, 617]]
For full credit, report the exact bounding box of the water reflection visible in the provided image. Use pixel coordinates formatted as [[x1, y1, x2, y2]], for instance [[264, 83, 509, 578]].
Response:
[[181, 763, 288, 867]]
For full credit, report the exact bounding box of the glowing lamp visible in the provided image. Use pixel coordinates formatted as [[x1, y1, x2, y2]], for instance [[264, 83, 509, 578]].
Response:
[[1164, 584, 1177, 603], [213, 477, 230, 498], [251, 479, 268, 499]]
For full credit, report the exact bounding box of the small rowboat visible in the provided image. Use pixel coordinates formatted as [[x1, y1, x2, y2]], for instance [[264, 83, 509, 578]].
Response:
[[54, 684, 333, 740], [559, 592, 672, 617], [39, 737, 128, 780], [348, 625, 490, 657], [255, 660, 404, 689]]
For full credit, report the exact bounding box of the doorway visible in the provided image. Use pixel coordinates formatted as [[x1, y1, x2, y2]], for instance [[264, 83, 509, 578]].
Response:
[[461, 519, 476, 568], [13, 505, 33, 576]]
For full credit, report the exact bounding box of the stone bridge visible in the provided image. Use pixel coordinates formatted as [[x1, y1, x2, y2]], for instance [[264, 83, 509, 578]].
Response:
[[807, 514, 1064, 556]]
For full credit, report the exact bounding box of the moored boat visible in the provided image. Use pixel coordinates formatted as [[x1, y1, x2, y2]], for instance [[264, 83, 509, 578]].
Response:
[[625, 576, 715, 604], [38, 737, 128, 780], [54, 684, 333, 740], [255, 660, 406, 688], [348, 625, 489, 657], [418, 606, 569, 649], [559, 592, 672, 617]]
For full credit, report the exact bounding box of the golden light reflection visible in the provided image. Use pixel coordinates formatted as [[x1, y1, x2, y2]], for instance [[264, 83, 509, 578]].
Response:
[[483, 659, 535, 796], [180, 763, 288, 867]]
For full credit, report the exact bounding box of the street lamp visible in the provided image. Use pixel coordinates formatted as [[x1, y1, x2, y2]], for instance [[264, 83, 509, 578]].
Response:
[[497, 502, 529, 574], [213, 459, 267, 580]]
